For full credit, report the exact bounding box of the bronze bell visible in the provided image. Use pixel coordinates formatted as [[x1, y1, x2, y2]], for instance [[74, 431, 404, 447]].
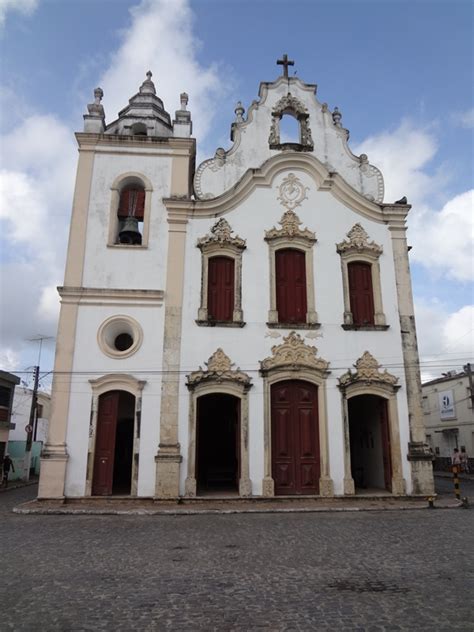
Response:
[[118, 216, 142, 245]]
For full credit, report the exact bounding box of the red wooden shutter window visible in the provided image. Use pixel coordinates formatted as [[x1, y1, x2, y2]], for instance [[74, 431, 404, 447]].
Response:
[[275, 249, 307, 323], [348, 261, 375, 325], [117, 188, 145, 220], [207, 256, 234, 321]]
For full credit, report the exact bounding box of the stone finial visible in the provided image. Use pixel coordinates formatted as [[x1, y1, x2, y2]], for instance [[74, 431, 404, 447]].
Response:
[[180, 92, 189, 110], [234, 101, 245, 123], [332, 106, 342, 127], [93, 87, 103, 105], [139, 70, 156, 95]]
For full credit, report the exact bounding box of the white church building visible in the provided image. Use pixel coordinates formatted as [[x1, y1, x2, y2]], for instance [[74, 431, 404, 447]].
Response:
[[39, 58, 434, 501]]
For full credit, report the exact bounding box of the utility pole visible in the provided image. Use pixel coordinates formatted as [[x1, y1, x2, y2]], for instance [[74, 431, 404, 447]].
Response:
[[22, 365, 39, 481], [464, 363, 474, 408], [22, 334, 53, 481]]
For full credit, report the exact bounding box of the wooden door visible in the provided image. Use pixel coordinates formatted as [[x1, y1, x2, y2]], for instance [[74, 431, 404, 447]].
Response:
[[92, 391, 119, 496], [348, 262, 375, 325], [208, 256, 235, 321], [271, 381, 320, 495], [275, 249, 307, 323], [379, 399, 392, 492]]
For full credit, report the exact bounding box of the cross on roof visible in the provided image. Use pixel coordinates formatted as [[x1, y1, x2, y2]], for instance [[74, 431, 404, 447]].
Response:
[[277, 54, 295, 79]]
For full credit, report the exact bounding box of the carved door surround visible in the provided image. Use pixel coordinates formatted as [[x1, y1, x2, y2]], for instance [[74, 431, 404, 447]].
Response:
[[87, 374, 146, 497], [185, 349, 252, 497], [197, 218, 246, 326], [260, 332, 333, 497], [268, 93, 314, 151], [336, 223, 387, 330], [338, 351, 405, 495], [265, 207, 319, 328]]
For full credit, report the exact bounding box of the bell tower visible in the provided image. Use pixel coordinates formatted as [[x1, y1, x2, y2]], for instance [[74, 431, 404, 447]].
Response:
[[38, 72, 195, 499]]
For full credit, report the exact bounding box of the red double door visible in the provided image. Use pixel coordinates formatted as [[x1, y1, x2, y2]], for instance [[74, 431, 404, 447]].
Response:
[[271, 380, 320, 495]]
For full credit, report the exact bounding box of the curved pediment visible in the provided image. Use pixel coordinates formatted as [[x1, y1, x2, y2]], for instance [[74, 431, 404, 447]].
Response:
[[194, 75, 384, 204]]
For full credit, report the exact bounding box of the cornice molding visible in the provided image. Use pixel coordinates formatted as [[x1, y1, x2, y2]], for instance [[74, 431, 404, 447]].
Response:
[[59, 286, 164, 306]]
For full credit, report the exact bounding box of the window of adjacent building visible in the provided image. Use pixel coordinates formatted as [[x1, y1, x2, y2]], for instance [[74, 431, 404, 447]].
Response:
[[117, 187, 145, 245], [348, 261, 375, 326], [36, 403, 44, 418], [275, 248, 307, 324], [207, 256, 235, 322]]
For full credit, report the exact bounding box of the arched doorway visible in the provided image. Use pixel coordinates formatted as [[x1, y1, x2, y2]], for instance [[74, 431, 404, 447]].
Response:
[[271, 380, 320, 495], [348, 394, 392, 492], [92, 390, 135, 495], [196, 393, 240, 494]]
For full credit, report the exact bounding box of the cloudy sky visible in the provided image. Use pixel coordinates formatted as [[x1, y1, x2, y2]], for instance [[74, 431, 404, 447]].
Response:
[[0, 0, 472, 387]]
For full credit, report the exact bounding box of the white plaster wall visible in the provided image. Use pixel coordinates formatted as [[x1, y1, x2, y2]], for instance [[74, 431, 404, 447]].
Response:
[[179, 167, 412, 496], [82, 150, 172, 290], [64, 303, 164, 496]]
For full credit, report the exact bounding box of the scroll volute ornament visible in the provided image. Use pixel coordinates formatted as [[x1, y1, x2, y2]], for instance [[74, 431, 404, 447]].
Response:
[[265, 209, 316, 243], [197, 218, 246, 251], [336, 223, 383, 256], [339, 351, 398, 387], [260, 332, 329, 375], [187, 348, 252, 390]]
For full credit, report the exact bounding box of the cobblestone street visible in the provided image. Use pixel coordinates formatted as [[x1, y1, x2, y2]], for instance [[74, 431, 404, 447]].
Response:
[[2, 486, 473, 631]]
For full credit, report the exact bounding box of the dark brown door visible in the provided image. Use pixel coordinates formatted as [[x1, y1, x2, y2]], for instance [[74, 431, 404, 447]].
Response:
[[92, 391, 120, 496], [379, 399, 392, 492], [271, 381, 320, 495], [348, 261, 375, 325], [275, 249, 307, 323], [208, 256, 234, 321]]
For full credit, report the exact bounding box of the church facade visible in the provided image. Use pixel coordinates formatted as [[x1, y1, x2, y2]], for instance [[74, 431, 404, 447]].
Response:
[[38, 60, 434, 500]]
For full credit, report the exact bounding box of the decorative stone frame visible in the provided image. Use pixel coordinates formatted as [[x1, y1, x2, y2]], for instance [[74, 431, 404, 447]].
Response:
[[86, 373, 146, 497], [336, 223, 387, 330], [185, 349, 252, 497], [97, 314, 143, 359], [259, 332, 333, 497], [265, 210, 319, 328], [338, 352, 405, 496], [268, 93, 314, 151], [196, 218, 246, 327], [107, 172, 153, 248]]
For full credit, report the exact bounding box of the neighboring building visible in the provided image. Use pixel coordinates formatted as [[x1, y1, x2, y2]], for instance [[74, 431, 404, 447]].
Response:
[[422, 369, 474, 470], [7, 387, 51, 480], [39, 59, 434, 501], [0, 370, 20, 463]]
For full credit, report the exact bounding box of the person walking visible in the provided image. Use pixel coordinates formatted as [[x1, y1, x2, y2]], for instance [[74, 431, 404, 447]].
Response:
[[460, 447, 470, 474], [2, 454, 15, 487]]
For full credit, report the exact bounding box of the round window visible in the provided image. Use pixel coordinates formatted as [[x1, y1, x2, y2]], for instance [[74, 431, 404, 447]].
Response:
[[97, 316, 143, 359]]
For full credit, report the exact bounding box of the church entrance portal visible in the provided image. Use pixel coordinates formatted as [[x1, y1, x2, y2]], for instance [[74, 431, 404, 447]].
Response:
[[196, 394, 239, 494], [348, 395, 392, 492], [92, 390, 135, 496], [271, 380, 320, 495]]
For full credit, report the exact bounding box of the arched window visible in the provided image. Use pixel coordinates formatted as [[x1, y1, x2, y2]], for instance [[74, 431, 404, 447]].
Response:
[[207, 256, 235, 322], [275, 248, 307, 324], [348, 261, 375, 326], [117, 186, 145, 245], [131, 122, 147, 136]]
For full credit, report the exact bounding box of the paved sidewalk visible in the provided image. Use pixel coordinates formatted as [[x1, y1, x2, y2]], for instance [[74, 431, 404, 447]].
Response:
[[0, 476, 38, 494], [14, 492, 466, 515]]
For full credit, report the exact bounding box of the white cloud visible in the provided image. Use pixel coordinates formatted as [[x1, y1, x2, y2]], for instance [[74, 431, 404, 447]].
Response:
[[0, 347, 20, 371], [0, 114, 75, 360], [0, 0, 38, 28], [98, 0, 225, 145], [458, 108, 474, 129], [415, 300, 474, 381], [355, 121, 473, 283]]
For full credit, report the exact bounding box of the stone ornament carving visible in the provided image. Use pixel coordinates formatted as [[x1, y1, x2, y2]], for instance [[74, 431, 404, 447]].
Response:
[[277, 173, 309, 211], [339, 351, 398, 388], [265, 209, 315, 243], [268, 92, 313, 149], [336, 223, 383, 256], [197, 218, 246, 251], [260, 332, 329, 374], [187, 348, 252, 389]]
